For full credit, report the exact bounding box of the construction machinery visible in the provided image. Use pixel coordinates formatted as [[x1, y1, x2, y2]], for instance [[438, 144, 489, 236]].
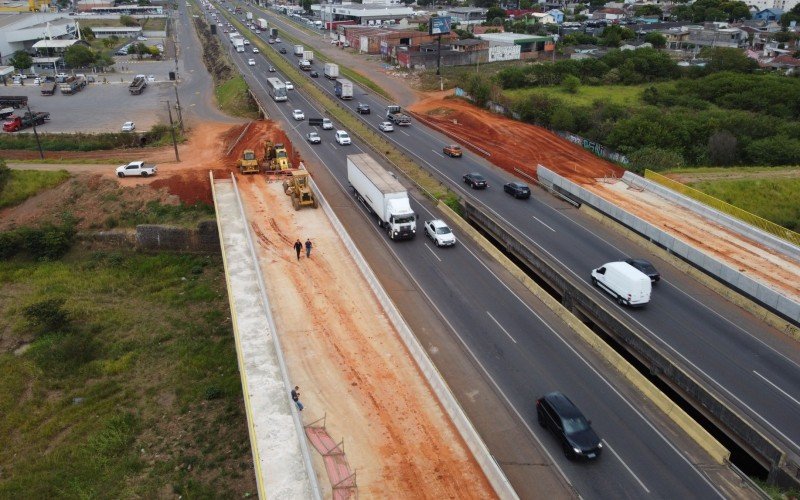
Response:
[[238, 149, 260, 174], [282, 170, 318, 210], [263, 141, 292, 173]]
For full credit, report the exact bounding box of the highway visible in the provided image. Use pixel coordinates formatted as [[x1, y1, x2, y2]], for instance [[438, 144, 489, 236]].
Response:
[[235, 3, 800, 468], [186, 2, 750, 497]]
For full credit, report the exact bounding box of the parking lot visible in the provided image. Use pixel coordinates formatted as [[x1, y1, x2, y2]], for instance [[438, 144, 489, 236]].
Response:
[[0, 58, 178, 134]]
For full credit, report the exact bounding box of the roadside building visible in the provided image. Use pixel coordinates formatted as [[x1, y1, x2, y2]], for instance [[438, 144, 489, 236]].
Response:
[[317, 4, 414, 29], [339, 24, 454, 54], [0, 13, 76, 65], [396, 38, 490, 68], [31, 38, 90, 73], [754, 8, 784, 21], [89, 26, 143, 38], [476, 32, 554, 59], [446, 7, 488, 25]]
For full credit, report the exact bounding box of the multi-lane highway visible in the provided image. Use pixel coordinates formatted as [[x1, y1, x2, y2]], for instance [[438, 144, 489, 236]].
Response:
[[235, 4, 800, 472], [186, 1, 779, 496]]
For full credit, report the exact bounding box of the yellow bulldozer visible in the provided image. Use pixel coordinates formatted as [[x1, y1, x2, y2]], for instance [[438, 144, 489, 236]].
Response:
[[283, 170, 318, 210], [264, 141, 292, 173], [238, 149, 260, 174]]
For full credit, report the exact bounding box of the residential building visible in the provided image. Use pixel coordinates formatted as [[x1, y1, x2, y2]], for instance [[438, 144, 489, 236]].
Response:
[[620, 40, 653, 50], [754, 8, 784, 21], [746, 0, 799, 12], [446, 7, 488, 25], [593, 8, 626, 21], [686, 25, 748, 48], [338, 24, 454, 54]]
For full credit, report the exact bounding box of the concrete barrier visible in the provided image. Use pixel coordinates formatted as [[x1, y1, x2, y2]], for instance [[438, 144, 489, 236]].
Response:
[[437, 202, 731, 465], [309, 178, 518, 500]]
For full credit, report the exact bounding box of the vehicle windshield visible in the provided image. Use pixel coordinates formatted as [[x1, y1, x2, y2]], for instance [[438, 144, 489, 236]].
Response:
[[244, 152, 255, 160], [394, 215, 415, 224], [435, 227, 451, 235], [562, 416, 590, 435]]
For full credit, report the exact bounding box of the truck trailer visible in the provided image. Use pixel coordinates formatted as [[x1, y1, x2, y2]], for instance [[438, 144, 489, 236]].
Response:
[[323, 63, 339, 79], [234, 38, 245, 52], [0, 96, 28, 109], [258, 18, 268, 30], [3, 111, 50, 132], [293, 44, 304, 56], [302, 50, 313, 62], [60, 76, 86, 95], [129, 75, 147, 95], [386, 105, 411, 126], [246, 11, 253, 20], [347, 154, 416, 240], [334, 78, 353, 100], [40, 81, 57, 96]]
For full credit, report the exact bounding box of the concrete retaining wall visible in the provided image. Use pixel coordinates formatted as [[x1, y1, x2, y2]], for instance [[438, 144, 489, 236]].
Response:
[[310, 178, 518, 500], [77, 222, 220, 252], [538, 166, 800, 326], [623, 172, 800, 262]]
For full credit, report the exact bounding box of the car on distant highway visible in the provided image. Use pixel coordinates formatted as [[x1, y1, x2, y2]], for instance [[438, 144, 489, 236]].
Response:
[[424, 219, 456, 247], [268, 65, 275, 72], [624, 258, 661, 283], [310, 70, 319, 78], [537, 391, 602, 460], [322, 118, 333, 130], [279, 47, 287, 54], [121, 121, 136, 132], [463, 173, 488, 189], [335, 130, 351, 145], [285, 81, 294, 90], [356, 103, 370, 114], [247, 58, 256, 66], [243, 39, 250, 45], [275, 37, 281, 42], [268, 38, 274, 44], [252, 47, 259, 53], [443, 144, 462, 157], [503, 182, 531, 199], [306, 131, 321, 144], [378, 121, 394, 132], [292, 109, 305, 120]]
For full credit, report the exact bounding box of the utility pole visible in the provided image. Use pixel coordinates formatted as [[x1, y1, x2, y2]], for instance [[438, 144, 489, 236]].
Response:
[[26, 104, 44, 160], [436, 33, 442, 76], [164, 100, 180, 162], [173, 83, 184, 133]]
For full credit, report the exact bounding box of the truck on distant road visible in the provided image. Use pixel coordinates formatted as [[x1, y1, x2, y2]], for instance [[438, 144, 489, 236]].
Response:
[[299, 59, 311, 70], [335, 78, 353, 100], [302, 50, 313, 62], [386, 105, 411, 126], [293, 44, 304, 56], [270, 28, 278, 38], [258, 18, 268, 29], [3, 111, 50, 132], [323, 63, 339, 79], [128, 75, 147, 95], [246, 11, 253, 20], [116, 160, 157, 178], [234, 38, 245, 52], [60, 75, 86, 95], [0, 96, 28, 109], [40, 80, 57, 96], [347, 153, 416, 240]]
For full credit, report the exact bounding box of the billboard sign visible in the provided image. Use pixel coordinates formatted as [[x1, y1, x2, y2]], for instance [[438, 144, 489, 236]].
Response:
[[429, 16, 451, 36]]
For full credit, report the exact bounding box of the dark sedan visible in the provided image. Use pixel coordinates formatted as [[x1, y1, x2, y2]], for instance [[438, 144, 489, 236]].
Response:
[[357, 103, 371, 114], [310, 70, 319, 78], [503, 182, 530, 199], [537, 391, 602, 460], [624, 258, 661, 282], [463, 173, 488, 189]]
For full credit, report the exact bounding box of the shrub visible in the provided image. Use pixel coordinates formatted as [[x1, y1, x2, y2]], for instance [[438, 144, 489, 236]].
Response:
[[0, 218, 76, 260], [24, 298, 71, 335], [627, 146, 685, 174]]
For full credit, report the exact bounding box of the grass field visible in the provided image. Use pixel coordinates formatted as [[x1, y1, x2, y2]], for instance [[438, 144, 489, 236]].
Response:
[[0, 169, 70, 209], [687, 177, 800, 232], [504, 83, 652, 109], [215, 75, 259, 118], [416, 60, 522, 92], [0, 251, 255, 497]]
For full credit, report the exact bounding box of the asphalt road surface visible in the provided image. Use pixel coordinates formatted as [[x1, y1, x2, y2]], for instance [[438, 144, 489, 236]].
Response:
[[195, 3, 758, 497]]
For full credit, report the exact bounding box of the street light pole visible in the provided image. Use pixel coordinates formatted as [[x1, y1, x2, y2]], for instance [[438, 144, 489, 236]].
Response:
[[163, 100, 180, 162], [26, 104, 44, 160]]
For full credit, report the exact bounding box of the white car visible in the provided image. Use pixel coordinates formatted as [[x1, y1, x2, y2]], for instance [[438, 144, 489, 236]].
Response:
[[243, 39, 250, 45], [147, 75, 155, 82], [136, 35, 148, 41], [252, 47, 259, 53], [306, 132, 321, 144], [122, 121, 136, 132], [292, 109, 305, 120], [424, 219, 456, 247], [335, 130, 351, 145], [285, 81, 294, 90], [116, 160, 156, 178], [275, 37, 281, 42], [321, 118, 333, 130], [378, 121, 394, 132], [248, 58, 256, 66]]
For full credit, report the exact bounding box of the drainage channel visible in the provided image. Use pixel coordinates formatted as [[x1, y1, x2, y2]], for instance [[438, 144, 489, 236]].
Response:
[[473, 218, 770, 482]]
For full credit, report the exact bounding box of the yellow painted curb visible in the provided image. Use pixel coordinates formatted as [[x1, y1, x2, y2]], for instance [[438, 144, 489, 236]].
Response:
[[578, 204, 800, 342], [209, 172, 268, 499], [438, 201, 731, 465]]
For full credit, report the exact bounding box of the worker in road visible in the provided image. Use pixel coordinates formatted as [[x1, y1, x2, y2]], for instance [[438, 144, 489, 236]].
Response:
[[294, 239, 302, 260], [305, 238, 312, 258]]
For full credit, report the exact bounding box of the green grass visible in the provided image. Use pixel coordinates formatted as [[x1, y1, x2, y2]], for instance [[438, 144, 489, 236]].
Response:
[[139, 18, 167, 31], [0, 125, 183, 152], [215, 75, 259, 118], [504, 83, 652, 109], [0, 169, 70, 208], [416, 60, 522, 92], [664, 166, 800, 175], [688, 177, 800, 232], [0, 252, 255, 497]]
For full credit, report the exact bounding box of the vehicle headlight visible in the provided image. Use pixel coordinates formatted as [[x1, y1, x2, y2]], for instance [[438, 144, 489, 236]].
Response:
[[573, 447, 582, 454], [597, 443, 603, 449]]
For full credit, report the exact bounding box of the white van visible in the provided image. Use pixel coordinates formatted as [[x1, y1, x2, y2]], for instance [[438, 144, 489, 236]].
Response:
[[591, 261, 651, 307]]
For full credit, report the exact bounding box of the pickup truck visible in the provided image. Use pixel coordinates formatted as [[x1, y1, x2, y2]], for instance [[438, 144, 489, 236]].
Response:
[[116, 161, 157, 178], [386, 105, 411, 126]]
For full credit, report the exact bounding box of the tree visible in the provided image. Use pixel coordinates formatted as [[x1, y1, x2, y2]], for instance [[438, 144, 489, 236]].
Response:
[[120, 15, 138, 27], [486, 6, 507, 22], [701, 47, 758, 73], [9, 50, 33, 73], [628, 146, 685, 173], [562, 74, 581, 93], [64, 44, 95, 68], [79, 26, 95, 41], [634, 4, 662, 17], [707, 130, 738, 165], [644, 32, 666, 48], [301, 0, 312, 12]]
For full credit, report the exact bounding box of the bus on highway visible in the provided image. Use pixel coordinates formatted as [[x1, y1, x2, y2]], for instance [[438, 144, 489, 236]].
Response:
[[267, 77, 287, 102]]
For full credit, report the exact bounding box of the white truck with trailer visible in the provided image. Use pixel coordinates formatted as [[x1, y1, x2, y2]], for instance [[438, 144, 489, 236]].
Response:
[[302, 50, 314, 62], [334, 78, 353, 100], [293, 44, 304, 56], [246, 11, 253, 20], [324, 63, 339, 79], [347, 154, 416, 241], [258, 18, 268, 30], [234, 38, 245, 52]]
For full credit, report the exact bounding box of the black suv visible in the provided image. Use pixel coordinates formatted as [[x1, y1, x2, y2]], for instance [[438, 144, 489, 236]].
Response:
[[356, 102, 370, 114], [279, 47, 287, 54], [537, 392, 602, 460], [463, 173, 488, 189], [624, 258, 660, 282], [503, 182, 530, 199]]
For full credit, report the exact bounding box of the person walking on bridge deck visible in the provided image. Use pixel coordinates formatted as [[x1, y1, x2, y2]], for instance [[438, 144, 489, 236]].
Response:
[[294, 239, 302, 260]]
